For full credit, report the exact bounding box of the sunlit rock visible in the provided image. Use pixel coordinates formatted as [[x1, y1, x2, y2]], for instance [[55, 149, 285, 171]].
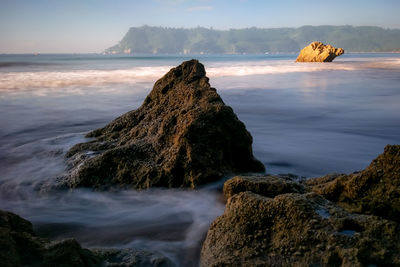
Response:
[[296, 41, 344, 62]]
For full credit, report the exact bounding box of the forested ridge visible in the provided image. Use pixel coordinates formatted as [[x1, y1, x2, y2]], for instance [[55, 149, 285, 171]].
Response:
[[106, 25, 400, 54]]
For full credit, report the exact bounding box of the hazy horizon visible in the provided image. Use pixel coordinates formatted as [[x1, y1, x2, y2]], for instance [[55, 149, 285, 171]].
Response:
[[1, 0, 400, 53]]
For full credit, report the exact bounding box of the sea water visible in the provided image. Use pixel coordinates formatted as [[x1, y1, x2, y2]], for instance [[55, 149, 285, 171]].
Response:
[[1, 53, 399, 266]]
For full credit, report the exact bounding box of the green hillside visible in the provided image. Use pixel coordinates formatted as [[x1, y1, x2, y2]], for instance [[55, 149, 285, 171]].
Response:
[[106, 25, 400, 54]]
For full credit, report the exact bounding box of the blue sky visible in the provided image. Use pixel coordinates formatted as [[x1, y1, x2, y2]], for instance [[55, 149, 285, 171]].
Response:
[[1, 0, 399, 53]]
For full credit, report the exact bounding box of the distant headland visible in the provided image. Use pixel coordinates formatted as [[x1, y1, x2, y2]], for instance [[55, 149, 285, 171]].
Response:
[[105, 25, 400, 55]]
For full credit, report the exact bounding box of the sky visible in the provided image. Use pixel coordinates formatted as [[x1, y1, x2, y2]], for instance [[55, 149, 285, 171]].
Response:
[[1, 0, 399, 53]]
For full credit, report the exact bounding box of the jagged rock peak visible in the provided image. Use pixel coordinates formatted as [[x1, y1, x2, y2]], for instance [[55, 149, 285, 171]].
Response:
[[158, 59, 206, 83], [63, 59, 265, 190]]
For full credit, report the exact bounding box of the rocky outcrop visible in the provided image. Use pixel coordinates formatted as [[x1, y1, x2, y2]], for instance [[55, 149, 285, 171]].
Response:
[[201, 148, 400, 266], [223, 174, 305, 199], [307, 145, 400, 222], [201, 191, 400, 267], [296, 41, 344, 62], [0, 210, 100, 267], [64, 59, 264, 189]]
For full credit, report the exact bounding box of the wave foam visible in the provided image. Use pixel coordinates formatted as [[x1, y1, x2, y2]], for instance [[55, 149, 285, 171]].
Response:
[[1, 58, 399, 94], [0, 66, 170, 91]]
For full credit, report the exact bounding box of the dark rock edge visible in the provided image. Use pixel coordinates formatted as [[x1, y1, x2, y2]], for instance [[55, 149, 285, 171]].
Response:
[[0, 209, 175, 267]]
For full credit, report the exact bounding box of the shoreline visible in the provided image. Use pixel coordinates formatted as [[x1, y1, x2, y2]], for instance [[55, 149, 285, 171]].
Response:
[[1, 51, 400, 56]]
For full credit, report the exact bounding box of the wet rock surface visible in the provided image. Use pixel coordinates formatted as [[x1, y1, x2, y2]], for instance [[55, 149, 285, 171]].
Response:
[[296, 41, 344, 62], [201, 192, 400, 267], [201, 146, 400, 266], [65, 59, 264, 189], [0, 209, 176, 267], [0, 209, 100, 267], [223, 174, 305, 199], [307, 145, 400, 222], [92, 248, 175, 267]]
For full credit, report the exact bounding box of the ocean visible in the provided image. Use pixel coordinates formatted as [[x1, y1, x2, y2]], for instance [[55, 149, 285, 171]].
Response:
[[1, 53, 399, 266]]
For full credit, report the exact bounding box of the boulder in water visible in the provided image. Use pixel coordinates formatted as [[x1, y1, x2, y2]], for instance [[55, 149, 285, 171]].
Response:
[[65, 59, 264, 189], [296, 41, 344, 62]]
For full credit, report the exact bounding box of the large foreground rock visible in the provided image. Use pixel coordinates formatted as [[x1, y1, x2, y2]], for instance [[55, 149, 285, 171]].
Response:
[[65, 59, 264, 189], [201, 147, 400, 266], [296, 41, 344, 62], [201, 191, 400, 266], [307, 145, 400, 222]]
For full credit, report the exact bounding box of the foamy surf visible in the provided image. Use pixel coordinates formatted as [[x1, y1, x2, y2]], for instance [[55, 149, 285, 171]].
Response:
[[1, 58, 399, 94], [0, 66, 170, 92]]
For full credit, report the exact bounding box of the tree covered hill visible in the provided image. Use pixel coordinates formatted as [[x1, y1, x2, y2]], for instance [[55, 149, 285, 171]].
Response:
[[105, 25, 400, 54]]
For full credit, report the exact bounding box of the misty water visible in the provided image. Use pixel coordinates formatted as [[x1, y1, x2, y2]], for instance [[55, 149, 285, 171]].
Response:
[[1, 53, 399, 266]]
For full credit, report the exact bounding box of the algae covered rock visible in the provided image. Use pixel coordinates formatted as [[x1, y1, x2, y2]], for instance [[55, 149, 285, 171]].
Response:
[[65, 59, 264, 189], [223, 174, 305, 199], [201, 191, 400, 267], [296, 41, 344, 62], [307, 144, 400, 222]]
